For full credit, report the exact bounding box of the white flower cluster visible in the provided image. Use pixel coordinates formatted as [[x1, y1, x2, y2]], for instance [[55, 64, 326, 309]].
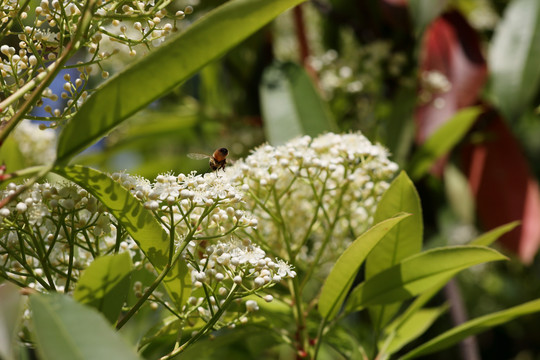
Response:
[[112, 171, 258, 244], [184, 238, 295, 326], [1, 0, 190, 124], [225, 132, 398, 267], [12, 121, 57, 165], [0, 181, 137, 292]]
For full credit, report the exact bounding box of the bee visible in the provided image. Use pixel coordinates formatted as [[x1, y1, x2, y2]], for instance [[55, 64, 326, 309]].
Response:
[[188, 147, 229, 172]]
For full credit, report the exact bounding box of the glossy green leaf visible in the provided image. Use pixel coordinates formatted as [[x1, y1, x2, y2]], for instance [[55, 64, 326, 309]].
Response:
[[260, 61, 336, 145], [365, 171, 423, 328], [380, 305, 447, 356], [401, 298, 540, 359], [52, 165, 191, 308], [30, 293, 140, 360], [73, 253, 132, 324], [345, 246, 507, 313], [407, 107, 482, 180], [318, 213, 410, 319], [470, 221, 520, 246], [55, 0, 305, 163], [0, 283, 23, 360], [489, 0, 540, 121]]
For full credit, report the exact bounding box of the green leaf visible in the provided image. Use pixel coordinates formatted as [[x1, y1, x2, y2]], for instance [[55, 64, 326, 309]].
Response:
[[52, 165, 191, 308], [55, 0, 305, 163], [73, 253, 132, 324], [345, 246, 507, 313], [30, 293, 140, 360], [318, 213, 410, 320], [488, 0, 540, 121], [444, 163, 475, 224], [408, 0, 448, 36], [260, 61, 336, 145], [365, 171, 423, 328], [400, 298, 540, 359], [407, 107, 482, 180], [0, 135, 26, 173], [380, 305, 447, 356], [470, 221, 520, 247], [0, 283, 23, 360]]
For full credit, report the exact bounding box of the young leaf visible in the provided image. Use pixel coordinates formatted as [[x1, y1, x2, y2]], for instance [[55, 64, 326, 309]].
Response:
[[52, 165, 191, 308], [345, 246, 507, 313], [408, 106, 482, 180], [318, 213, 410, 320], [489, 0, 540, 121], [73, 253, 132, 324], [0, 283, 23, 360], [260, 61, 336, 145], [30, 293, 140, 360], [365, 171, 423, 329], [55, 0, 306, 163], [400, 298, 540, 359]]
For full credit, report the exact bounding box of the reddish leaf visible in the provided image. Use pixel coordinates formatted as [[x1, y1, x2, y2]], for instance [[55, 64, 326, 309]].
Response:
[[415, 11, 487, 144], [462, 112, 540, 263]]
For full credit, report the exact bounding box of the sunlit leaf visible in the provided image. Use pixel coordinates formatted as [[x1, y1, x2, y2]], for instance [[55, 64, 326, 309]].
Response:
[[318, 214, 410, 320], [55, 0, 306, 163], [380, 305, 447, 356], [345, 246, 507, 313], [73, 253, 132, 324], [30, 293, 140, 360], [471, 221, 520, 247], [260, 61, 336, 145], [401, 298, 540, 359], [366, 171, 423, 329]]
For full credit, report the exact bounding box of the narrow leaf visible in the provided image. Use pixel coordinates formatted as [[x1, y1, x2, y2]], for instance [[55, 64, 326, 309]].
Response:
[[30, 293, 140, 360], [489, 0, 540, 121], [470, 221, 520, 247], [260, 61, 336, 145], [52, 165, 190, 307], [380, 305, 447, 356], [0, 283, 23, 360], [73, 253, 132, 324], [401, 298, 540, 359], [345, 246, 507, 313], [56, 0, 305, 163], [318, 213, 410, 319], [408, 106, 482, 180], [365, 171, 423, 328]]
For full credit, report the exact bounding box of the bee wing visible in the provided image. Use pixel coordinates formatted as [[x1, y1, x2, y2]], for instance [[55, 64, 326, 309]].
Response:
[[187, 153, 211, 160]]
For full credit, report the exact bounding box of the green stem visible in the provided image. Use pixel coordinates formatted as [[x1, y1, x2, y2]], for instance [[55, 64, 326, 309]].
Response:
[[116, 239, 190, 330], [159, 284, 239, 360]]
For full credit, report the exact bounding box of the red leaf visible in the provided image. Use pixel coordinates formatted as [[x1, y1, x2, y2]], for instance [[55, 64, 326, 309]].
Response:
[[462, 112, 540, 263], [415, 11, 487, 144]]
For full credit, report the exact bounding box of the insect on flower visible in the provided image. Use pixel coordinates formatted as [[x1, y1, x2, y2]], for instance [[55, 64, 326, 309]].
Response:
[[188, 147, 229, 172]]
